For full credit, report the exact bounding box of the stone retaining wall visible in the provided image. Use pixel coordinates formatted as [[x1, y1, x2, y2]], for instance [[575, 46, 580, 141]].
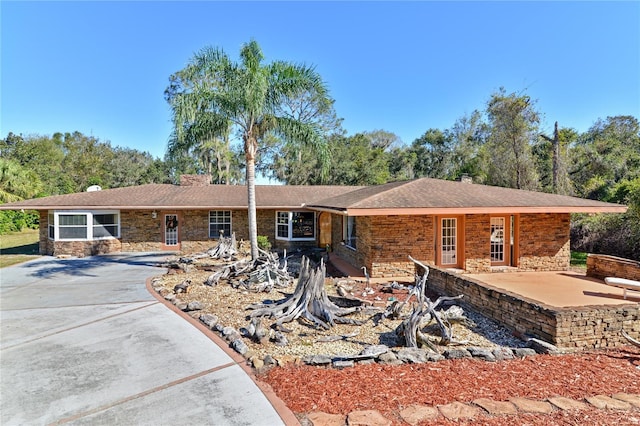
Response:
[[587, 254, 640, 281], [427, 267, 640, 349]]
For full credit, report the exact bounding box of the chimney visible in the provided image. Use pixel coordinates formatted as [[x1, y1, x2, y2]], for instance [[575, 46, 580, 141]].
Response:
[[180, 174, 211, 186], [458, 174, 473, 184]]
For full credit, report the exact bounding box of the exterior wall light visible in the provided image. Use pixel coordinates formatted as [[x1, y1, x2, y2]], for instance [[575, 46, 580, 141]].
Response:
[[151, 211, 157, 219]]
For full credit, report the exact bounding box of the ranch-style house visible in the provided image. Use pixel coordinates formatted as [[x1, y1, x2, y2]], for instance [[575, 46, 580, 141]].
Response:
[[1, 175, 626, 278]]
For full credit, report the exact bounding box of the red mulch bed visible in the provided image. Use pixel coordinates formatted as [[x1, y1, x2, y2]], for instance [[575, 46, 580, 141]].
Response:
[[260, 346, 640, 425]]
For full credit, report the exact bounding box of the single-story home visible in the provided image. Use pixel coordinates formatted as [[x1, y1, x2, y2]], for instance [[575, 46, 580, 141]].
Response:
[[1, 174, 626, 278]]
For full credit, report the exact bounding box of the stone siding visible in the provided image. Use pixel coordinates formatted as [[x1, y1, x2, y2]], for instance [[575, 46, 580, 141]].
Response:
[[330, 212, 571, 278], [587, 254, 640, 281], [464, 214, 492, 273], [428, 267, 640, 349], [368, 215, 435, 277], [518, 213, 570, 271]]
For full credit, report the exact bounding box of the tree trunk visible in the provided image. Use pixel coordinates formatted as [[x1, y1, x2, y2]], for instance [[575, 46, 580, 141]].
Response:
[[245, 135, 259, 260]]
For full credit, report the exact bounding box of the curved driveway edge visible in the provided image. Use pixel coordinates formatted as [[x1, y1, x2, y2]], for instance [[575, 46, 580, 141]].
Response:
[[0, 253, 292, 426]]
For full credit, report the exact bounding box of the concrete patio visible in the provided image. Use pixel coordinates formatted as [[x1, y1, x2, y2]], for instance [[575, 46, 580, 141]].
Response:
[[466, 270, 640, 308]]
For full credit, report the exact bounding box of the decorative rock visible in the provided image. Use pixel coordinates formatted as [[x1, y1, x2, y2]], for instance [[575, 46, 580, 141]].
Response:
[[395, 348, 430, 363], [332, 360, 354, 369], [585, 394, 632, 410], [187, 301, 203, 311], [214, 323, 224, 333], [526, 338, 560, 354], [399, 404, 440, 426], [199, 314, 219, 329], [164, 293, 176, 302], [509, 397, 553, 414], [272, 331, 288, 346], [231, 338, 249, 355], [492, 347, 515, 361], [612, 393, 640, 408], [360, 344, 389, 357], [438, 401, 480, 420], [276, 355, 299, 366], [251, 356, 264, 370], [547, 396, 589, 411], [347, 409, 392, 426], [473, 398, 517, 415], [377, 351, 398, 363], [443, 348, 472, 359], [356, 359, 375, 366], [176, 302, 188, 311], [468, 347, 496, 362], [303, 354, 333, 366], [512, 348, 537, 358], [426, 352, 445, 362], [263, 354, 277, 366], [307, 411, 345, 426], [222, 326, 241, 342]]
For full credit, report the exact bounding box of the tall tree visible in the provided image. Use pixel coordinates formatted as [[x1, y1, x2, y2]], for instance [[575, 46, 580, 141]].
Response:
[[449, 111, 489, 183], [166, 39, 331, 259], [570, 115, 640, 199], [535, 122, 574, 195], [485, 88, 540, 190]]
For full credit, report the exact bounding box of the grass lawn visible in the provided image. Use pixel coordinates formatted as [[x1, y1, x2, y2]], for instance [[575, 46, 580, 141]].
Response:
[[0, 229, 40, 268], [571, 251, 588, 269]]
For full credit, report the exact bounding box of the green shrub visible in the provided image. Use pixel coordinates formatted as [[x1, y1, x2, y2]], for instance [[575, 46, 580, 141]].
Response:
[[257, 235, 272, 251]]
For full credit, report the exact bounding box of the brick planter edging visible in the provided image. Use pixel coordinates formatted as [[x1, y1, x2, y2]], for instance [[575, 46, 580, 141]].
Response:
[[427, 267, 640, 349]]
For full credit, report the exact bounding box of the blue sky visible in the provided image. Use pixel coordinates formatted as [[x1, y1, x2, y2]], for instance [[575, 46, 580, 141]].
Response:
[[2, 1, 639, 161]]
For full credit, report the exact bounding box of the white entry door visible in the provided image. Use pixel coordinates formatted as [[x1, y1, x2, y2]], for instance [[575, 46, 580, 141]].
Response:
[[164, 214, 179, 247], [440, 217, 458, 266]]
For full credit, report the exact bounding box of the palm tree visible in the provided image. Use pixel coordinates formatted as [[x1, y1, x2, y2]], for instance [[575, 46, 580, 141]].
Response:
[[166, 39, 330, 259]]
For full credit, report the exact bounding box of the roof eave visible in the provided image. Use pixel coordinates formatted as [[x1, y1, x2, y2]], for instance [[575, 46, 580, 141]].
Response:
[[322, 206, 628, 216]]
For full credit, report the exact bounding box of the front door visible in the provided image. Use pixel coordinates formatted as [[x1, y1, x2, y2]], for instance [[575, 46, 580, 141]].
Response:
[[164, 213, 180, 250], [318, 212, 332, 249], [490, 216, 510, 266], [438, 217, 461, 268]]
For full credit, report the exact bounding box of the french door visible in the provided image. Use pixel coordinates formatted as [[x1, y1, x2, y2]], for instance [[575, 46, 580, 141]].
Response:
[[490, 216, 511, 266], [437, 217, 462, 268]]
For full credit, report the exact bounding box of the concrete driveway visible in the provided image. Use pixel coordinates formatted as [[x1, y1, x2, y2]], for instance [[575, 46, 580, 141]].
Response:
[[0, 253, 289, 426]]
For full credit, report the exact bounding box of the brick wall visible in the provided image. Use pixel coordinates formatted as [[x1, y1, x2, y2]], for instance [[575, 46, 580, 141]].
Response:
[[368, 215, 435, 277], [518, 213, 570, 271], [179, 174, 211, 186], [428, 266, 640, 349], [330, 212, 572, 278], [587, 254, 640, 281], [464, 214, 492, 273]]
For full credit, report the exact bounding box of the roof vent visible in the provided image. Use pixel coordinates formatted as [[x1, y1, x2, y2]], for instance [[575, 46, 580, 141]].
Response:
[[86, 185, 102, 192]]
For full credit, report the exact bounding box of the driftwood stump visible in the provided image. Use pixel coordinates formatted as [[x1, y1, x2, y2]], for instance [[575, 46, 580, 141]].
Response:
[[397, 256, 464, 348], [246, 256, 361, 329]]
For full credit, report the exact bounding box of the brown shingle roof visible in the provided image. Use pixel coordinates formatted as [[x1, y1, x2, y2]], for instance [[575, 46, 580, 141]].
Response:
[[0, 178, 626, 214], [307, 178, 627, 215], [0, 184, 362, 210]]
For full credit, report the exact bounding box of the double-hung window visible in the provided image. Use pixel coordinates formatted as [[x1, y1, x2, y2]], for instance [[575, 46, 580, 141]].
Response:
[[48, 211, 120, 241], [209, 211, 232, 238], [276, 211, 316, 241]]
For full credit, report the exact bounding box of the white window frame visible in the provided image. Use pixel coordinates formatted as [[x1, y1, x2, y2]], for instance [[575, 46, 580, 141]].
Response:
[[48, 210, 120, 241], [343, 216, 357, 250], [275, 211, 316, 241], [209, 210, 232, 238]]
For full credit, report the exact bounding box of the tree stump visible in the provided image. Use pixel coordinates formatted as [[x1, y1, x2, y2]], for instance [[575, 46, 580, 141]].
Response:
[[246, 256, 361, 329], [397, 256, 464, 347]]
